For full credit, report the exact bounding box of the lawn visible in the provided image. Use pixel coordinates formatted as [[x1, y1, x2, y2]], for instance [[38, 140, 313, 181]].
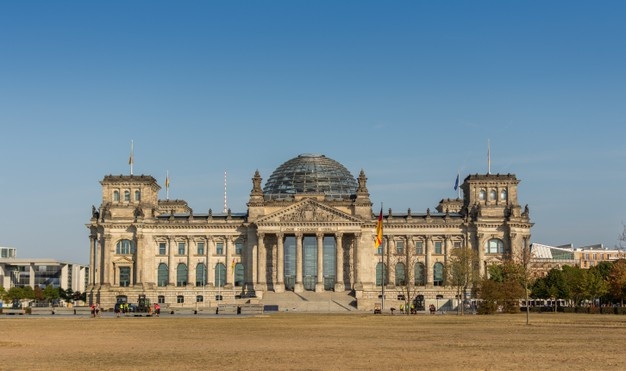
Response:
[[1, 312, 624, 370]]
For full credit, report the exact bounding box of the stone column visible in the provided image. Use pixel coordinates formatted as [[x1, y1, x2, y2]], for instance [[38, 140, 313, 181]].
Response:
[[275, 233, 285, 293], [315, 232, 324, 292], [387, 236, 395, 287], [188, 238, 196, 287], [353, 233, 361, 287], [426, 236, 433, 286], [257, 233, 267, 290], [207, 237, 215, 286], [135, 233, 143, 287], [249, 233, 257, 290], [334, 233, 344, 292], [89, 235, 96, 286], [444, 236, 452, 265], [477, 233, 485, 277], [168, 237, 175, 286], [225, 236, 233, 287], [103, 234, 112, 285], [294, 232, 304, 293]]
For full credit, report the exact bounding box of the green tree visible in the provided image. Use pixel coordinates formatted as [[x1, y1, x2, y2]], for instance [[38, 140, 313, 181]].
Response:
[[561, 265, 586, 306], [43, 285, 60, 303], [21, 286, 35, 300], [584, 269, 609, 307]]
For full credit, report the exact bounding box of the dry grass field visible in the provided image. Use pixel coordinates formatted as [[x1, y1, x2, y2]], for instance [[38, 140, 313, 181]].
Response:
[[1, 312, 625, 370]]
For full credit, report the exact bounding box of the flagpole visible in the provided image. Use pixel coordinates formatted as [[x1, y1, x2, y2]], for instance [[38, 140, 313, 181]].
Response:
[[129, 140, 134, 175], [457, 169, 461, 199], [166, 171, 170, 200], [380, 202, 385, 312], [487, 139, 491, 175]]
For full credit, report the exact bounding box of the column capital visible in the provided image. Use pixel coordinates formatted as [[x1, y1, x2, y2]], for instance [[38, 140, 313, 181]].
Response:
[[335, 232, 343, 239], [295, 232, 304, 238], [316, 231, 324, 238], [258, 232, 265, 239]]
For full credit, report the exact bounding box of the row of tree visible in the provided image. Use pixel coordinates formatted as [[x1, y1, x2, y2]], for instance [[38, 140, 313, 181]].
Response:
[[393, 245, 626, 319], [0, 286, 86, 305], [477, 256, 626, 315]]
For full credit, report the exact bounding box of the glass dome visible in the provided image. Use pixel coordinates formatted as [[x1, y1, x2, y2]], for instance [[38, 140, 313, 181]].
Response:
[[263, 154, 358, 199]]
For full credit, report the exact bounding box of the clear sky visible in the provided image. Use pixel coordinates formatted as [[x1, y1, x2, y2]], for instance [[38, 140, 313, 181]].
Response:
[[1, 1, 625, 263]]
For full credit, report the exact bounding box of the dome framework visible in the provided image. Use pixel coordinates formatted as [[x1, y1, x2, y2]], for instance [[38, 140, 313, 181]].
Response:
[[263, 154, 358, 199]]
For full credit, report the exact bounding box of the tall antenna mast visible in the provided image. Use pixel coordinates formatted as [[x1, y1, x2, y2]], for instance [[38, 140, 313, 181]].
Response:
[[223, 170, 228, 213], [487, 139, 491, 175]]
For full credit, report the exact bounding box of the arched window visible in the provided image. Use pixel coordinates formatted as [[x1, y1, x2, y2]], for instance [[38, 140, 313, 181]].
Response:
[[485, 239, 504, 254], [414, 262, 425, 286], [215, 263, 226, 287], [500, 189, 507, 201], [234, 263, 244, 287], [176, 263, 188, 286], [116, 239, 134, 255], [157, 263, 168, 287], [479, 189, 486, 201], [489, 189, 497, 200], [433, 262, 444, 286], [113, 190, 120, 202], [395, 262, 406, 286], [124, 190, 130, 202], [376, 262, 387, 287], [134, 190, 141, 201], [196, 263, 207, 286]]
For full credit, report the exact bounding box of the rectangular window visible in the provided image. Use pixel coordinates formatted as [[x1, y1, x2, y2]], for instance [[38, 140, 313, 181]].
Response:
[[377, 240, 384, 255], [177, 295, 184, 304], [435, 241, 443, 254], [415, 241, 423, 255], [453, 241, 461, 249], [235, 241, 243, 255], [158, 295, 165, 304], [197, 242, 205, 255], [216, 242, 224, 255], [196, 295, 204, 303], [178, 242, 185, 255], [396, 241, 404, 254], [159, 243, 167, 255]]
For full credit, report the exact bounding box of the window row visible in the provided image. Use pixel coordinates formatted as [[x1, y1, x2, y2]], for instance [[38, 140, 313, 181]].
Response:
[[478, 188, 508, 202], [377, 239, 463, 255], [112, 189, 141, 202], [375, 262, 445, 287], [114, 239, 245, 256], [155, 262, 244, 287], [157, 240, 244, 256]]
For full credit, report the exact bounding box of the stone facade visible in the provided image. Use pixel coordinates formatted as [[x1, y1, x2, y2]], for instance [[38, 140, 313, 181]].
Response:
[[87, 155, 532, 311]]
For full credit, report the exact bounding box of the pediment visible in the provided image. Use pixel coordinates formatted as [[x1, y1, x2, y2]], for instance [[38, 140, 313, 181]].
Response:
[[112, 256, 134, 265], [256, 199, 362, 225]]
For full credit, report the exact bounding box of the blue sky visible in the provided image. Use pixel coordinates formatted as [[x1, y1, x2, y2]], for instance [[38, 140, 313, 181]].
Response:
[[1, 1, 625, 263]]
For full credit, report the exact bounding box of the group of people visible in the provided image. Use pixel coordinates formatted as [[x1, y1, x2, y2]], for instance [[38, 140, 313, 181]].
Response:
[[89, 303, 100, 318], [398, 303, 417, 314]]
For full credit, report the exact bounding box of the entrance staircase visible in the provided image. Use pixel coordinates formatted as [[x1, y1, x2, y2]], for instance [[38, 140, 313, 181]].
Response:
[[260, 291, 358, 313]]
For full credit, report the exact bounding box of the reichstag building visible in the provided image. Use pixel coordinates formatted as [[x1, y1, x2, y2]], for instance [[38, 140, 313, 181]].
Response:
[[87, 154, 532, 310]]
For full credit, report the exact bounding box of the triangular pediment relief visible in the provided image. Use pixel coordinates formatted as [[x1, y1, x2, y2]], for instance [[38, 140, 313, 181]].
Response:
[[256, 199, 362, 225]]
